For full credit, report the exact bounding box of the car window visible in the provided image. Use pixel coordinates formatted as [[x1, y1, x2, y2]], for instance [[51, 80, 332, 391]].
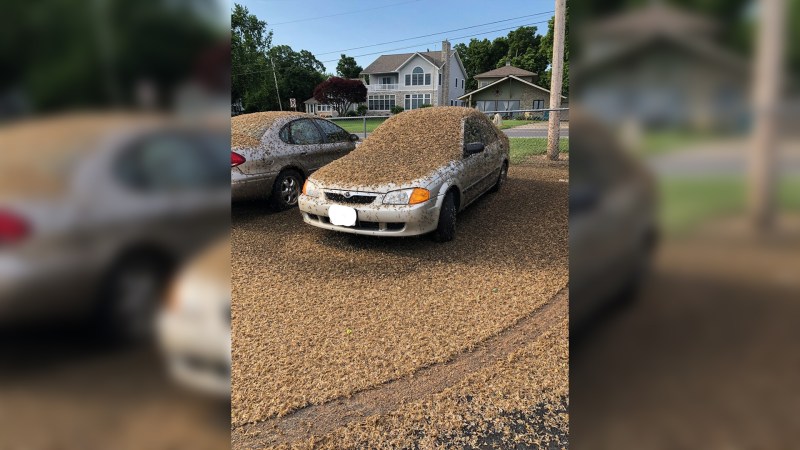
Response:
[[288, 119, 323, 145], [314, 119, 350, 143], [464, 116, 497, 146], [115, 133, 225, 191], [279, 125, 290, 144]]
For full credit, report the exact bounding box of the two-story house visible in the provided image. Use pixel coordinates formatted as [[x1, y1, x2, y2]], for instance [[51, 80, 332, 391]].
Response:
[[360, 40, 467, 114]]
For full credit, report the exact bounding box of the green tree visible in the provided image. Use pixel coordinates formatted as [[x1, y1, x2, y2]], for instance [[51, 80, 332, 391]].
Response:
[[231, 4, 326, 112], [269, 45, 326, 111], [231, 3, 273, 112], [498, 26, 549, 76], [336, 54, 362, 78]]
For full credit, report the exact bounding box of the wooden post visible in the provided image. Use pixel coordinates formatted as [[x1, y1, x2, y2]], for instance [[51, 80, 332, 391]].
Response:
[[546, 0, 566, 160], [749, 0, 784, 231]]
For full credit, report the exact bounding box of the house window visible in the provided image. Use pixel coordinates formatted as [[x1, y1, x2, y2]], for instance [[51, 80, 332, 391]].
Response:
[[368, 94, 395, 111], [404, 66, 424, 86], [460, 79, 464, 89], [455, 78, 458, 88], [404, 94, 431, 110], [438, 73, 442, 85], [425, 73, 431, 85], [533, 100, 545, 110], [381, 76, 392, 85]]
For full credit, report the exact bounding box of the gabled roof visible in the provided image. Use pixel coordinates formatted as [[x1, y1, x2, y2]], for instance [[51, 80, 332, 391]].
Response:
[[361, 50, 450, 74], [474, 65, 536, 79], [458, 75, 566, 100]]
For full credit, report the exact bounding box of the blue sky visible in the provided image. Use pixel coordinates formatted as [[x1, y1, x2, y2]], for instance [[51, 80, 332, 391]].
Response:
[[233, 0, 555, 73]]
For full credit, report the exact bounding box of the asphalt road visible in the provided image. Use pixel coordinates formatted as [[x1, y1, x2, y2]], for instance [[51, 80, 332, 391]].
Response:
[[231, 163, 569, 447]]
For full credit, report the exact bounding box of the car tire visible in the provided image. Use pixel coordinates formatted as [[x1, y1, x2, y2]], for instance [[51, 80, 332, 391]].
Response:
[[490, 161, 509, 193], [95, 253, 169, 343], [433, 192, 457, 242], [270, 169, 303, 211]]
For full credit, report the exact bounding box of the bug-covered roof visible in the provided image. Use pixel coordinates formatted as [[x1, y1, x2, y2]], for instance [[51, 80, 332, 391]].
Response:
[[312, 107, 487, 187], [231, 111, 308, 148]]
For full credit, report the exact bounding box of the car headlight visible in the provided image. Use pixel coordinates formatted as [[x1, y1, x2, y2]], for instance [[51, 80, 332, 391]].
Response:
[[302, 179, 320, 197], [383, 188, 430, 205]]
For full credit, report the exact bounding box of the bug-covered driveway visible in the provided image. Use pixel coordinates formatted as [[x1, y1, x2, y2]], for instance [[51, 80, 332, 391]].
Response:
[[231, 163, 569, 440]]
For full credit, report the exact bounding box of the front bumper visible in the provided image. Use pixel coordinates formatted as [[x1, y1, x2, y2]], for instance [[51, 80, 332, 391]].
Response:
[[298, 193, 441, 237]]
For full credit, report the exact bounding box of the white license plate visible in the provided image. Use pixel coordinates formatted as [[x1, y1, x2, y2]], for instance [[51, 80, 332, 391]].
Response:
[[328, 204, 357, 227]]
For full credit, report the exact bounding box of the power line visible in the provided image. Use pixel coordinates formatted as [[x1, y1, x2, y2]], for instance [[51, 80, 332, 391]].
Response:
[[314, 12, 553, 56], [232, 20, 550, 77], [318, 20, 549, 63], [269, 0, 424, 25]]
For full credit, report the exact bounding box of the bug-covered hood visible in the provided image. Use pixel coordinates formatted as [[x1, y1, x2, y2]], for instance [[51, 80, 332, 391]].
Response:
[[311, 107, 481, 190]]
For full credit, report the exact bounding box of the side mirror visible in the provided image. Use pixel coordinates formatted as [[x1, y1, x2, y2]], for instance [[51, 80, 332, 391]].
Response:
[[350, 134, 360, 142], [463, 142, 484, 156]]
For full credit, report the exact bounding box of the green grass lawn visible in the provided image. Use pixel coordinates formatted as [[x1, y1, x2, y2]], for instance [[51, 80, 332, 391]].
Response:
[[330, 117, 387, 133], [509, 137, 569, 164], [659, 176, 800, 234], [498, 119, 539, 130]]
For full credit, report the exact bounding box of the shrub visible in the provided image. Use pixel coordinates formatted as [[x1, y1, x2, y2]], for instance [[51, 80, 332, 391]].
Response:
[[344, 110, 358, 117], [390, 105, 404, 114], [356, 104, 368, 116], [419, 103, 433, 108]]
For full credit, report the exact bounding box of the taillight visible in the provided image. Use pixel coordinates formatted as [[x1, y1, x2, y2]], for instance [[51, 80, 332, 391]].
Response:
[[231, 151, 246, 168], [0, 211, 30, 244]]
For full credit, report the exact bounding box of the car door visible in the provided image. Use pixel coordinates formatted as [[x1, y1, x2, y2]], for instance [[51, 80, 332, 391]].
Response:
[[460, 117, 487, 205], [281, 118, 326, 172], [314, 119, 355, 163], [472, 116, 504, 194]]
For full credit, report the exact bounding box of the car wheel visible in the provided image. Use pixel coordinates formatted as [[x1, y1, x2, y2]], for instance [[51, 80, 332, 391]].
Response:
[[95, 254, 169, 343], [433, 191, 457, 242], [490, 161, 509, 193], [271, 169, 303, 211]]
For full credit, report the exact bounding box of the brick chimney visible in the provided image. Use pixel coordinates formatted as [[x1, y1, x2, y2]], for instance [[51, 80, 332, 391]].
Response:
[[440, 40, 450, 106]]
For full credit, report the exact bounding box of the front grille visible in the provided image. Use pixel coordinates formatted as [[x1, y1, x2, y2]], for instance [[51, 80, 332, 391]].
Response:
[[325, 192, 376, 205], [313, 214, 405, 232]]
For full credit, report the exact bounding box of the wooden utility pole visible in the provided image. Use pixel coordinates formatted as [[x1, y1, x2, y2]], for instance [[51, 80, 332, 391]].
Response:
[[546, 0, 566, 160], [749, 0, 784, 230]]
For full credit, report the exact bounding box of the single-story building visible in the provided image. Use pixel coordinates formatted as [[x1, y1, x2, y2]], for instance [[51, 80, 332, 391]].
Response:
[[303, 97, 358, 117], [459, 63, 565, 117]]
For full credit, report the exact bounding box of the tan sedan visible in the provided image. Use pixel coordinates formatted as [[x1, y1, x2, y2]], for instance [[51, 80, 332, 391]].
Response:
[[298, 107, 509, 242]]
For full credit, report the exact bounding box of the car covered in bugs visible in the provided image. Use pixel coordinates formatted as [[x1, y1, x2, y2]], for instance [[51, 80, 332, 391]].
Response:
[[231, 112, 359, 210], [298, 107, 509, 242]]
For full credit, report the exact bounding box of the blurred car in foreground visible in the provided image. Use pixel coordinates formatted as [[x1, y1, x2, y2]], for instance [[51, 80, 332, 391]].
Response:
[[0, 113, 229, 340], [569, 111, 659, 328], [158, 238, 230, 396], [231, 112, 359, 210], [298, 107, 509, 242]]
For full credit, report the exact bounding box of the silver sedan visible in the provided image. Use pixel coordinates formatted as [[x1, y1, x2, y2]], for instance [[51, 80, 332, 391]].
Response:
[[298, 107, 509, 242], [231, 112, 358, 210]]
